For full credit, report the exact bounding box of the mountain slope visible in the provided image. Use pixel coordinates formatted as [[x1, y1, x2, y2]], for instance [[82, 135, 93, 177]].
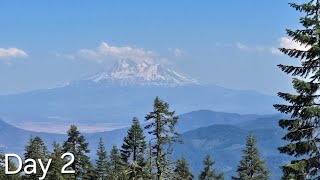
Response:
[[86, 59, 199, 87], [0, 85, 278, 132], [172, 115, 288, 180], [0, 59, 279, 132], [0, 111, 287, 179], [176, 110, 263, 132], [0, 110, 264, 153]]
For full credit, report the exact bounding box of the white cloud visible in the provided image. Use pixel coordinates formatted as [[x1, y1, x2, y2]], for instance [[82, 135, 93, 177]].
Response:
[[271, 37, 311, 55], [235, 43, 267, 53], [52, 52, 75, 60], [236, 43, 250, 51], [0, 48, 28, 59], [270, 47, 282, 55], [79, 42, 156, 64], [218, 37, 310, 56], [279, 37, 310, 50], [169, 48, 185, 57]]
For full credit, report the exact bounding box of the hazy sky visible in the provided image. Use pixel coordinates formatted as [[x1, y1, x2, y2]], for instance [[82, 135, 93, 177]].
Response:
[[0, 0, 304, 95]]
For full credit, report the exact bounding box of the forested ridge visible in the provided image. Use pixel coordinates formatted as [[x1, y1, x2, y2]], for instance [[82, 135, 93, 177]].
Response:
[[0, 97, 269, 180]]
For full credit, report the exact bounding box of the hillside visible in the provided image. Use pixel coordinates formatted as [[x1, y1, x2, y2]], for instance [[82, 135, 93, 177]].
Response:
[[0, 111, 288, 179], [0, 110, 265, 154], [172, 115, 288, 180]]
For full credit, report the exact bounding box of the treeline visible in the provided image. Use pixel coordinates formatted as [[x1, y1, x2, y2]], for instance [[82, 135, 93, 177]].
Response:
[[0, 97, 270, 180], [2, 0, 320, 179]]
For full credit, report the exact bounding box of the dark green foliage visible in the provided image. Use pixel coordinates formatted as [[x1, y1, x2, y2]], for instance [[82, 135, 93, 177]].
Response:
[[145, 97, 181, 180], [4, 99, 236, 180], [96, 138, 109, 180], [121, 117, 148, 179], [173, 157, 193, 180], [199, 155, 224, 180], [0, 152, 21, 180], [281, 164, 305, 180], [47, 142, 72, 180], [23, 136, 49, 180], [232, 134, 269, 180], [274, 0, 320, 178], [107, 145, 126, 180], [63, 125, 93, 180]]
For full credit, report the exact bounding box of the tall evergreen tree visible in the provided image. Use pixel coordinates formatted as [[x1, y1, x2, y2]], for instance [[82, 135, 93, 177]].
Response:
[[23, 136, 49, 180], [47, 142, 71, 180], [232, 134, 269, 180], [145, 97, 181, 180], [173, 157, 193, 180], [199, 155, 224, 180], [63, 125, 93, 180], [96, 138, 109, 180], [0, 151, 21, 180], [121, 117, 147, 179], [108, 145, 126, 180], [146, 141, 155, 180], [274, 0, 320, 178]]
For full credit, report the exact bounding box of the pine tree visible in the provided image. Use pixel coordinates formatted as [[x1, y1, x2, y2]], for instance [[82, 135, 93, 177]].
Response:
[[146, 141, 155, 180], [173, 157, 193, 180], [108, 145, 126, 180], [199, 155, 223, 180], [23, 136, 49, 180], [281, 165, 303, 180], [0, 151, 21, 180], [47, 142, 72, 180], [96, 138, 109, 180], [232, 134, 269, 180], [273, 0, 320, 178], [63, 125, 93, 180], [145, 97, 181, 180], [121, 117, 147, 179]]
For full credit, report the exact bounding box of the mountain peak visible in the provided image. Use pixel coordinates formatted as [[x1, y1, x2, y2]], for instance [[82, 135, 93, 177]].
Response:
[[87, 59, 200, 87]]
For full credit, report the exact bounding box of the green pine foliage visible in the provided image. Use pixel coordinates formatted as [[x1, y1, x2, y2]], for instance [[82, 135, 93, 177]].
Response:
[[108, 145, 127, 180], [274, 0, 320, 178], [96, 138, 109, 180], [145, 97, 181, 180], [121, 117, 148, 180], [47, 142, 72, 180], [173, 157, 194, 180], [0, 97, 234, 180], [281, 165, 305, 180], [63, 125, 93, 180], [0, 152, 21, 180], [23, 136, 49, 180], [199, 155, 224, 180], [232, 134, 269, 180]]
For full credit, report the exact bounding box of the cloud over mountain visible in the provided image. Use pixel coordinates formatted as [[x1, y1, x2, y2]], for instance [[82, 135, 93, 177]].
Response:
[[79, 42, 157, 64]]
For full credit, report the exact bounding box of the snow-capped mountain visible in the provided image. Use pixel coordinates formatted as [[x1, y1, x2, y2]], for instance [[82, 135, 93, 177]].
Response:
[[86, 59, 200, 87], [0, 59, 279, 133]]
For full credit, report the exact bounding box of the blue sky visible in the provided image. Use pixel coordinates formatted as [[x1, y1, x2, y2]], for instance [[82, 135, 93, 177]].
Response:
[[0, 0, 303, 95]]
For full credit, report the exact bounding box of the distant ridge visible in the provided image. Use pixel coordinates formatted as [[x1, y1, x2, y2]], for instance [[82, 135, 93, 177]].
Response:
[[0, 111, 286, 179], [0, 59, 279, 130]]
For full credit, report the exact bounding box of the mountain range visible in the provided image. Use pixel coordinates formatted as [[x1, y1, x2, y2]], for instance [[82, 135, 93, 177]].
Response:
[[0, 110, 288, 179], [0, 59, 279, 133], [0, 59, 287, 179]]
